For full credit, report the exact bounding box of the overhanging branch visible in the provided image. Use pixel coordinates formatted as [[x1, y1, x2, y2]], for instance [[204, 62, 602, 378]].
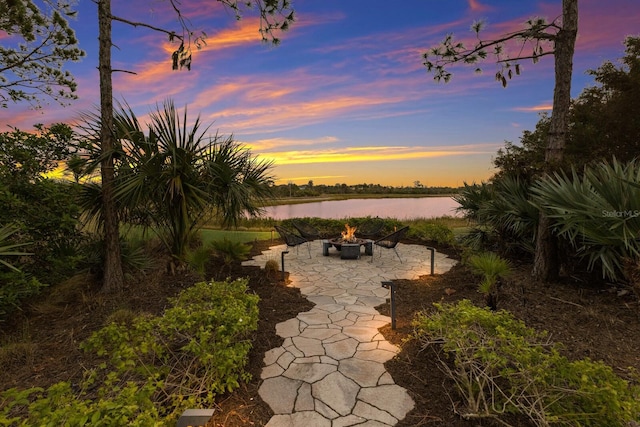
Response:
[[110, 14, 182, 41]]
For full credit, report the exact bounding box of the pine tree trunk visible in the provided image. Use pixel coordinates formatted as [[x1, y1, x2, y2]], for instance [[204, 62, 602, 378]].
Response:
[[98, 0, 124, 292], [532, 0, 578, 282]]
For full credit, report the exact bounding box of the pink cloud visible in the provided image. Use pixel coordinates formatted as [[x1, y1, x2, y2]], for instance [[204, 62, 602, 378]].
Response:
[[575, 4, 639, 53], [180, 66, 468, 136], [468, 0, 492, 13]]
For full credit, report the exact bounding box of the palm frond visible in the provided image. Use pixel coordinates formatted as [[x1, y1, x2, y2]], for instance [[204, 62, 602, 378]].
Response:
[[531, 159, 640, 280], [0, 225, 33, 272]]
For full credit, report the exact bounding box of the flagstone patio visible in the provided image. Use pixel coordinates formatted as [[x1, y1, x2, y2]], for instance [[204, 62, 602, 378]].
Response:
[[242, 242, 457, 426]]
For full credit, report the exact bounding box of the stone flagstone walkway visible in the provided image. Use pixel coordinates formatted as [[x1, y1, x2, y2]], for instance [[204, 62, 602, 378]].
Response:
[[242, 242, 457, 427]]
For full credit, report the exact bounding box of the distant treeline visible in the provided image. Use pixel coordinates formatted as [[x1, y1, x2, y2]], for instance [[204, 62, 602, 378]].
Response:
[[270, 181, 461, 198]]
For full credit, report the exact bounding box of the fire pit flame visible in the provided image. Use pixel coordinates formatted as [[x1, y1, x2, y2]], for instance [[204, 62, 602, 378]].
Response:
[[341, 224, 357, 243]]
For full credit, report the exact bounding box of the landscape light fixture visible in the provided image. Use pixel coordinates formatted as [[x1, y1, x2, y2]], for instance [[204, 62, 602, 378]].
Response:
[[426, 246, 435, 275], [281, 250, 289, 281], [381, 281, 396, 330]]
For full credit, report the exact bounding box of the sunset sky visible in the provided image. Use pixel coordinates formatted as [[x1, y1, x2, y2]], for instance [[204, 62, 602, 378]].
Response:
[[2, 0, 639, 187]]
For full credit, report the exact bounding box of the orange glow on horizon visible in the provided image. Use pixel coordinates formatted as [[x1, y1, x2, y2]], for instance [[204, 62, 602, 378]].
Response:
[[258, 143, 500, 166]]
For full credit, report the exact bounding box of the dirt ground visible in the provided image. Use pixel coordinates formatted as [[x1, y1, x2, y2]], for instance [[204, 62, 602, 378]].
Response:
[[1, 239, 639, 426]]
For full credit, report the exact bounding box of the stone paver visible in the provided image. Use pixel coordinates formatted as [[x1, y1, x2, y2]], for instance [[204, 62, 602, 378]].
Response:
[[244, 242, 456, 426]]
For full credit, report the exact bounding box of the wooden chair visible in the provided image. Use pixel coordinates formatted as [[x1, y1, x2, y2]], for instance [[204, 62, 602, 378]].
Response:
[[274, 225, 311, 258], [371, 226, 409, 263]]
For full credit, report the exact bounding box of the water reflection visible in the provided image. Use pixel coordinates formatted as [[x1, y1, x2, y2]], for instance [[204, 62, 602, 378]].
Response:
[[262, 197, 460, 220]]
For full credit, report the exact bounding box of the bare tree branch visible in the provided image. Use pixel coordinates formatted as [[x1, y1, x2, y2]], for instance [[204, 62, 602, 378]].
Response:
[[423, 15, 561, 86], [110, 14, 180, 39]]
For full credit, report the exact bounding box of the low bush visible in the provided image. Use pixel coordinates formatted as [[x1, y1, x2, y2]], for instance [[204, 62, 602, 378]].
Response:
[[281, 217, 340, 237], [0, 180, 85, 283], [278, 217, 459, 244], [184, 244, 213, 278], [413, 300, 640, 426], [407, 221, 455, 245], [0, 278, 259, 426], [467, 252, 511, 309], [0, 381, 161, 427], [78, 236, 155, 279], [453, 178, 538, 254], [210, 238, 251, 266], [0, 271, 47, 323]]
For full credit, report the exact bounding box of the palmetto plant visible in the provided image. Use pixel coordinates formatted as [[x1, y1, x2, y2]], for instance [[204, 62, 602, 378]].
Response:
[[455, 177, 538, 253], [477, 176, 538, 254], [76, 100, 274, 261], [453, 181, 493, 221], [468, 251, 511, 310], [0, 225, 32, 272], [210, 238, 251, 278], [531, 159, 640, 281]]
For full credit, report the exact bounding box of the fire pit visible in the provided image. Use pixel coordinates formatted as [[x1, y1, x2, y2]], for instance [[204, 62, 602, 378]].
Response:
[[322, 224, 373, 259]]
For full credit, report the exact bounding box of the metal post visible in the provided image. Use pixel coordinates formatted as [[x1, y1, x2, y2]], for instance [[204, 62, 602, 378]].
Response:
[[426, 246, 435, 275], [381, 281, 396, 330], [281, 250, 289, 281]]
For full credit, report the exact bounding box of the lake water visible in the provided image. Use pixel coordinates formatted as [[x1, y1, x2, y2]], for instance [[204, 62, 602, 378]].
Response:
[[262, 196, 460, 220]]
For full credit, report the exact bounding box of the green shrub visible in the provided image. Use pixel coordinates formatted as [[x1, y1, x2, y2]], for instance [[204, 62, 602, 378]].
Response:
[[413, 300, 640, 426], [468, 252, 511, 309], [0, 380, 162, 427], [1, 279, 259, 425], [408, 221, 455, 245], [0, 225, 31, 272], [78, 236, 154, 279], [104, 308, 138, 327], [0, 271, 47, 323], [453, 178, 537, 254], [82, 279, 258, 403], [210, 238, 251, 266], [531, 159, 640, 281], [184, 244, 213, 278], [456, 226, 493, 251], [453, 182, 494, 221], [0, 180, 85, 283]]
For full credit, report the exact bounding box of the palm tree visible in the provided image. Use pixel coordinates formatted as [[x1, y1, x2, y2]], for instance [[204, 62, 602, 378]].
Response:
[[77, 100, 274, 265]]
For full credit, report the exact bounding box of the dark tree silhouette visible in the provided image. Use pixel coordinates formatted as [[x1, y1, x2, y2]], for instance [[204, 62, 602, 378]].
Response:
[[0, 0, 85, 108]]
